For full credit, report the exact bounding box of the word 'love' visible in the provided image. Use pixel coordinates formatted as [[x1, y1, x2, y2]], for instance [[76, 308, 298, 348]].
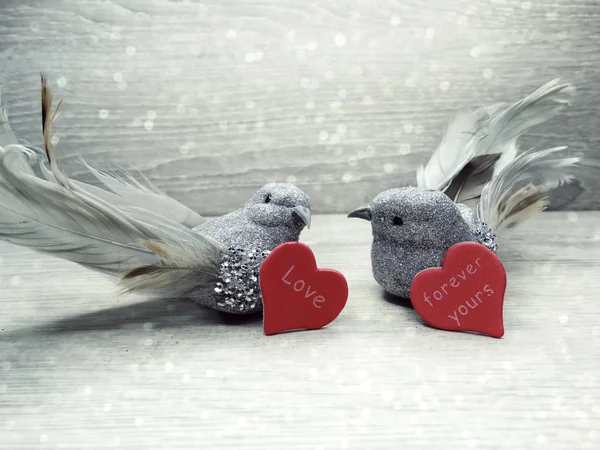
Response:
[[281, 265, 326, 308]]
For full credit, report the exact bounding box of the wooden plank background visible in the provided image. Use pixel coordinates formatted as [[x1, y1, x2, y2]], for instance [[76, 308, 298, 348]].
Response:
[[0, 0, 599, 214]]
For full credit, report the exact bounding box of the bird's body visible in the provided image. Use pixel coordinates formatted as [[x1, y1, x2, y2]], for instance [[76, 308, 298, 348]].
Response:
[[350, 79, 582, 299], [193, 183, 310, 252], [195, 211, 297, 251], [0, 76, 311, 315], [189, 183, 311, 313], [367, 188, 479, 298]]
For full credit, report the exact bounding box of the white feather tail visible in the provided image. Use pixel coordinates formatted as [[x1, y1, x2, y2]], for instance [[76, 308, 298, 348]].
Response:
[[417, 79, 574, 202], [118, 240, 222, 299], [477, 146, 581, 232], [0, 74, 225, 300], [0, 85, 20, 147], [78, 160, 206, 229]]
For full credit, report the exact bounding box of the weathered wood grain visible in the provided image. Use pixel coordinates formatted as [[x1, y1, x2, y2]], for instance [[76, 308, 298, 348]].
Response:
[[0, 0, 598, 213], [0, 212, 599, 449]]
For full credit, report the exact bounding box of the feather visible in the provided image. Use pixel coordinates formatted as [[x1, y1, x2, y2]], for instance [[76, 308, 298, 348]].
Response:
[[417, 79, 574, 203], [445, 154, 501, 202], [40, 74, 69, 188], [491, 141, 518, 178], [77, 158, 206, 228], [450, 142, 520, 203], [0, 86, 20, 147], [487, 184, 549, 231], [0, 75, 225, 301], [18, 143, 209, 242], [477, 146, 580, 232], [14, 115, 205, 230], [0, 145, 223, 272], [118, 240, 221, 299]]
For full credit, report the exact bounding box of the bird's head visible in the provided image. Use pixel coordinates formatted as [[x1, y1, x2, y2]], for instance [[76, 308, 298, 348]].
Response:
[[348, 187, 470, 247], [244, 183, 311, 231]]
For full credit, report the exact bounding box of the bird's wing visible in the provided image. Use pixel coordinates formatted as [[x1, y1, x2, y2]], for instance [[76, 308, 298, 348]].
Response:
[[477, 146, 581, 232], [22, 143, 206, 229], [416, 79, 574, 203], [0, 86, 20, 147], [77, 158, 207, 229], [0, 75, 225, 301]]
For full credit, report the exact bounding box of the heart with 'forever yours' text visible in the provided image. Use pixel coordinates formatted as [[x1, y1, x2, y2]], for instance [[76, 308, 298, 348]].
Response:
[[409, 242, 507, 338], [259, 242, 348, 335]]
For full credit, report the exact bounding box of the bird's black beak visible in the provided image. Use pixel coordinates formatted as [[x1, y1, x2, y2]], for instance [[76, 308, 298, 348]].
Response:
[[348, 204, 372, 221], [292, 205, 311, 229]]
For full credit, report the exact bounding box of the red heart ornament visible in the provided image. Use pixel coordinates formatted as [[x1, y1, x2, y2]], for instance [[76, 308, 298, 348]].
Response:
[[410, 242, 507, 338], [259, 242, 348, 336]]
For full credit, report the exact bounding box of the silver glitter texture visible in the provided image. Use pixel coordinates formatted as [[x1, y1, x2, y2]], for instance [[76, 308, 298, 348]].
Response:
[[213, 247, 270, 314], [474, 221, 498, 253], [456, 203, 498, 253], [193, 183, 310, 252], [366, 187, 481, 299], [190, 183, 311, 314]]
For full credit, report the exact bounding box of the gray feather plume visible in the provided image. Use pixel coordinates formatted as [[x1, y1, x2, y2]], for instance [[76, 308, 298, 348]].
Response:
[[0, 74, 225, 300], [118, 240, 222, 299], [23, 140, 205, 229], [0, 85, 20, 147], [417, 79, 574, 203], [477, 146, 580, 232], [78, 160, 206, 229]]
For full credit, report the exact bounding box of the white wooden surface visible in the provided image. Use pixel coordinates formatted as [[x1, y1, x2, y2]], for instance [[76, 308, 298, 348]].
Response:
[[1, 0, 599, 213], [0, 212, 599, 449]]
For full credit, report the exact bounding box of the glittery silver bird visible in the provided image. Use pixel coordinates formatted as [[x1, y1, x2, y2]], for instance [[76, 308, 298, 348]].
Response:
[[349, 79, 583, 298], [0, 75, 311, 314]]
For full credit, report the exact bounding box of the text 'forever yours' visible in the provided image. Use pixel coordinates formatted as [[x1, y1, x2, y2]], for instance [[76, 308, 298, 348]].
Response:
[[422, 257, 495, 327]]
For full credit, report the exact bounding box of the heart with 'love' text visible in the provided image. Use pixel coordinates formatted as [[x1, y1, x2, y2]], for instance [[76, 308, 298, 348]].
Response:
[[409, 242, 507, 338], [259, 242, 348, 335]]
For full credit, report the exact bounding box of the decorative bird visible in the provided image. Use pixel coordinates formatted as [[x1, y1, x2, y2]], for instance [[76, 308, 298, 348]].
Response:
[[0, 75, 311, 314], [349, 79, 582, 299]]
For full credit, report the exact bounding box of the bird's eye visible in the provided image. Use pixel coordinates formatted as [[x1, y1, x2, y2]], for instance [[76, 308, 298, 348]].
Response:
[[392, 216, 403, 226], [264, 194, 272, 204]]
